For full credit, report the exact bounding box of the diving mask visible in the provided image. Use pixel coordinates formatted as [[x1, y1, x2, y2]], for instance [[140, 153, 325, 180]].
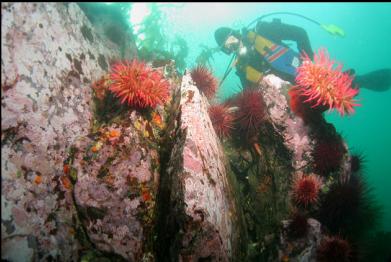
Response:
[[223, 35, 240, 54]]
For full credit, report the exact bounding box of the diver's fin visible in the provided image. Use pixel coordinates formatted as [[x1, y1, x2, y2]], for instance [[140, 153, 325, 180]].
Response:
[[354, 69, 391, 92], [320, 24, 345, 38]]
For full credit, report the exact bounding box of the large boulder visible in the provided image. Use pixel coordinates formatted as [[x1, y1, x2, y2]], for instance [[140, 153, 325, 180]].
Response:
[[157, 72, 243, 261], [260, 75, 314, 171]]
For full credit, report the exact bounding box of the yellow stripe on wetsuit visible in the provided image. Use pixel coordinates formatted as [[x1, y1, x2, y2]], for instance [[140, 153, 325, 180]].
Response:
[[245, 65, 263, 83], [247, 31, 289, 64]]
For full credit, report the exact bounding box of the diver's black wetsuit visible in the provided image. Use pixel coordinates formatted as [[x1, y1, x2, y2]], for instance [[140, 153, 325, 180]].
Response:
[[236, 19, 314, 87], [256, 19, 314, 59]]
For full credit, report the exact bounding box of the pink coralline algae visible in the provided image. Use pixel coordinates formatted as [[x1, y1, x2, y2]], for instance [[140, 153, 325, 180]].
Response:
[[294, 48, 360, 116], [71, 122, 159, 260]]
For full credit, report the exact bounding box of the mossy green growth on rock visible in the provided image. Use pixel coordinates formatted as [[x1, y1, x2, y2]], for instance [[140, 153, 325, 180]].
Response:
[[222, 120, 294, 260]]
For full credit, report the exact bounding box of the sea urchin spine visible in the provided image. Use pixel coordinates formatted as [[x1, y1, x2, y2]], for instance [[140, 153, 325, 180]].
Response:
[[234, 88, 266, 138], [313, 138, 346, 176], [190, 65, 218, 100], [317, 236, 351, 262], [287, 212, 309, 239], [208, 104, 235, 139], [291, 172, 323, 207]]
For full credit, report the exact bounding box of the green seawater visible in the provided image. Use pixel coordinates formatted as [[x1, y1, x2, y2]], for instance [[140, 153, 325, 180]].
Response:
[[97, 1, 391, 233]]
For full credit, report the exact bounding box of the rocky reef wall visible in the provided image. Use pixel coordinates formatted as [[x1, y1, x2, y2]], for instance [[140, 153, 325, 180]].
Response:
[[2, 2, 366, 262], [1, 4, 243, 260], [1, 2, 123, 260]]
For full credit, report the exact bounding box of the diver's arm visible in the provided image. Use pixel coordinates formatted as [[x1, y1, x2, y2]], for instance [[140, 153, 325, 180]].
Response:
[[256, 19, 314, 59]]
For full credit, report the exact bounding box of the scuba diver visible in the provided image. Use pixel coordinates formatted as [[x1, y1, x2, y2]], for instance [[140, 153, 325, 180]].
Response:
[[214, 17, 391, 91]]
